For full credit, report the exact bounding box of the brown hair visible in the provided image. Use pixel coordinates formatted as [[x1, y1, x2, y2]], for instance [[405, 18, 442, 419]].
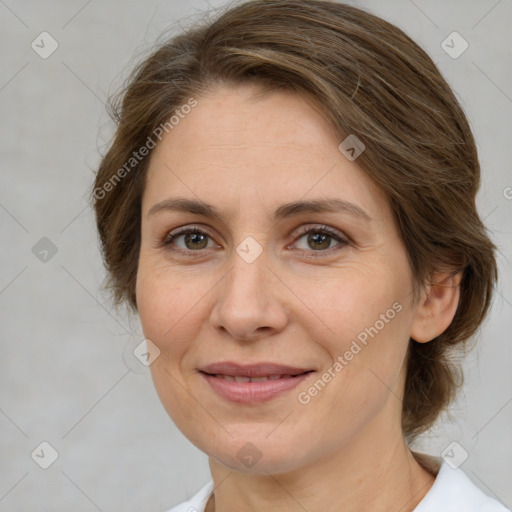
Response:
[[91, 0, 498, 442]]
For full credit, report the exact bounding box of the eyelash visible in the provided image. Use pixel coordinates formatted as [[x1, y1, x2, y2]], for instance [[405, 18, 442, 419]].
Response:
[[159, 224, 350, 258]]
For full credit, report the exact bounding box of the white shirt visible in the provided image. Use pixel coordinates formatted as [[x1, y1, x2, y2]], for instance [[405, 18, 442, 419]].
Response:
[[166, 455, 510, 512]]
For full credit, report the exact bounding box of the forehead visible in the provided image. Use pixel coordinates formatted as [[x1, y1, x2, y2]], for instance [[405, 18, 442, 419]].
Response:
[[143, 84, 389, 223], [160, 84, 338, 155]]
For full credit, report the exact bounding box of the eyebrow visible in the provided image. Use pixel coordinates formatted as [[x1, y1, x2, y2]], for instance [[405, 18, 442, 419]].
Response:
[[147, 197, 372, 223]]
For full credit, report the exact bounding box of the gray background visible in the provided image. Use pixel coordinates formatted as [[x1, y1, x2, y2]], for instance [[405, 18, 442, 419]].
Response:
[[0, 0, 511, 510]]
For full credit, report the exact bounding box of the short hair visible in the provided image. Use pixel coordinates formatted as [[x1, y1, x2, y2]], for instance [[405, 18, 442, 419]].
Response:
[[91, 0, 498, 443]]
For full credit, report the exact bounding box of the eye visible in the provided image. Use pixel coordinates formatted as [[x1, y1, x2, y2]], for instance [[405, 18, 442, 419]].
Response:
[[159, 224, 349, 257], [291, 224, 349, 255], [160, 226, 218, 254]]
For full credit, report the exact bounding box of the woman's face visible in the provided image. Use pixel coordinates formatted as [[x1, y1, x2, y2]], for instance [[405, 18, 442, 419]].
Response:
[[136, 84, 422, 474]]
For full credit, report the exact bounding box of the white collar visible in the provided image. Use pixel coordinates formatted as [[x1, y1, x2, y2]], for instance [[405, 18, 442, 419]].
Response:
[[412, 453, 509, 511]]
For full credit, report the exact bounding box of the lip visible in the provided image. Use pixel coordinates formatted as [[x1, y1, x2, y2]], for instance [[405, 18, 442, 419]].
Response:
[[199, 361, 314, 404], [199, 361, 312, 377]]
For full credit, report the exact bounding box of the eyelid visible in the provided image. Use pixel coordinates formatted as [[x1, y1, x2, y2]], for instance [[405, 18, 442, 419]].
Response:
[[291, 223, 348, 243], [162, 224, 214, 242]]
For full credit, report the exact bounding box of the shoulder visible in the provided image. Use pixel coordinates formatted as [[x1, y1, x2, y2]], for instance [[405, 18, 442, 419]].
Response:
[[413, 455, 510, 512], [164, 481, 214, 512]]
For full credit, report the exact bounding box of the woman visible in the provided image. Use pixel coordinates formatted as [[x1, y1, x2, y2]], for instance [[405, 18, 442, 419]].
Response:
[[92, 1, 510, 510]]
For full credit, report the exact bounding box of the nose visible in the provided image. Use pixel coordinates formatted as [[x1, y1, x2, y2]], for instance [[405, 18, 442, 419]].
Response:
[[209, 248, 289, 341]]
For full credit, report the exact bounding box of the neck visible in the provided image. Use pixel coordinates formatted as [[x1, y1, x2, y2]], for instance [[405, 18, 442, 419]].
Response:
[[205, 425, 436, 512]]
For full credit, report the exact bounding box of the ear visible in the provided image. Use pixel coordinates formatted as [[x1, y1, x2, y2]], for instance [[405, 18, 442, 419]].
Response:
[[410, 271, 462, 343]]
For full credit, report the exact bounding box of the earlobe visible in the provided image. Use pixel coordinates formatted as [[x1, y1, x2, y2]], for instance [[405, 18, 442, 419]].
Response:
[[410, 271, 463, 343]]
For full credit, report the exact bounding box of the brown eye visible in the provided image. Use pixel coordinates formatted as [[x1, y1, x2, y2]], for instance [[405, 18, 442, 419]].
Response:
[[162, 227, 217, 252], [304, 232, 334, 250], [181, 231, 209, 250], [293, 225, 349, 255]]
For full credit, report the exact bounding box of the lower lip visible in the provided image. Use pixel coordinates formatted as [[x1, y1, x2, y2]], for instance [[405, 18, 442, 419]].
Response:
[[200, 372, 313, 404]]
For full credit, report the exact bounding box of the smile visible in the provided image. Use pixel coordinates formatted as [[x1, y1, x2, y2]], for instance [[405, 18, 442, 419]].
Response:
[[198, 362, 315, 403]]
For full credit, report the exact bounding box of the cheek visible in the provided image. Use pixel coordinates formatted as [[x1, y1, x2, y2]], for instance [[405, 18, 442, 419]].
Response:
[[135, 257, 222, 371], [300, 267, 411, 401], [298, 308, 410, 445], [302, 264, 406, 342], [136, 264, 205, 429], [136, 260, 190, 356], [335, 284, 410, 378]]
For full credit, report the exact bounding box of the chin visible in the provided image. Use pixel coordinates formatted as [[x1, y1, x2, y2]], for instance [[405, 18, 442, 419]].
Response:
[[210, 448, 307, 476], [194, 429, 311, 475]]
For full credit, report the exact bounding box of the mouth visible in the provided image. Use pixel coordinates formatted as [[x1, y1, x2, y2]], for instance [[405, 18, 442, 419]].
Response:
[[198, 362, 315, 403], [204, 373, 303, 382]]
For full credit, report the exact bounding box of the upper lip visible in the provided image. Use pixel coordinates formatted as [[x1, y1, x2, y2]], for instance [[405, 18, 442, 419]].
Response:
[[199, 362, 313, 378]]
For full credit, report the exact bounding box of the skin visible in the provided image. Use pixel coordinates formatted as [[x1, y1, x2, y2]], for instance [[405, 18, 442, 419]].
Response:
[[136, 83, 461, 512]]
